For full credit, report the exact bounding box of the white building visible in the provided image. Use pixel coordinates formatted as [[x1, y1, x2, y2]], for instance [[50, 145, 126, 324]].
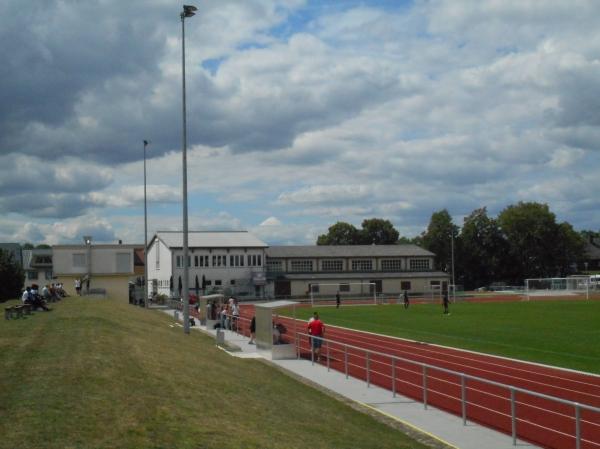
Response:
[[146, 231, 269, 298]]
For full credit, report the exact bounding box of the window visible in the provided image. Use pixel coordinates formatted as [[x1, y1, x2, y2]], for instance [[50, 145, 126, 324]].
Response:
[[116, 253, 131, 272], [234, 255, 239, 266], [212, 255, 216, 267], [204, 256, 209, 267], [230, 255, 234, 266], [215, 280, 222, 286], [410, 259, 430, 270], [73, 253, 86, 268], [240, 255, 244, 266], [230, 280, 236, 285], [339, 283, 350, 292], [290, 260, 313, 272], [223, 255, 226, 267], [247, 255, 251, 266], [381, 259, 402, 271], [27, 271, 37, 280], [194, 256, 199, 267], [322, 259, 343, 271], [309, 284, 319, 293], [156, 244, 160, 270], [351, 259, 373, 271], [217, 256, 222, 267], [430, 280, 441, 287], [267, 260, 283, 272], [205, 280, 212, 286], [187, 256, 191, 268], [401, 281, 411, 291], [257, 255, 262, 266], [33, 255, 52, 264], [176, 256, 182, 268], [45, 270, 53, 280]]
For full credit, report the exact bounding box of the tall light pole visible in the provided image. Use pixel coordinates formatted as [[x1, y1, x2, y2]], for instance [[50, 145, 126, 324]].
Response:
[[83, 235, 92, 294], [451, 230, 456, 302], [181, 4, 196, 334], [143, 140, 149, 308]]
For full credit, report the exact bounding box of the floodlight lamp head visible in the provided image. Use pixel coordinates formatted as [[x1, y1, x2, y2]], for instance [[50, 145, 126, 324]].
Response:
[[83, 235, 92, 245], [182, 5, 197, 17]]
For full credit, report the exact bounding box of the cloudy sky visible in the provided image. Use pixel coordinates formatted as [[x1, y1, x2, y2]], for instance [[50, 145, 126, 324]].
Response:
[[1, 0, 599, 245]]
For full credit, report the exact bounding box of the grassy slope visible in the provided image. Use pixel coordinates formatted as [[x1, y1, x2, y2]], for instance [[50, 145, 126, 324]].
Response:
[[0, 298, 429, 449], [292, 300, 600, 374]]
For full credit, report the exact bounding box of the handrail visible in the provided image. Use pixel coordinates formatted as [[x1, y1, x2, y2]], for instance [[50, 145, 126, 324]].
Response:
[[296, 332, 600, 413]]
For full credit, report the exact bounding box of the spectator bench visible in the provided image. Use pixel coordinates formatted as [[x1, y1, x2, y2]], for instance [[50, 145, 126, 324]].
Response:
[[4, 304, 32, 320]]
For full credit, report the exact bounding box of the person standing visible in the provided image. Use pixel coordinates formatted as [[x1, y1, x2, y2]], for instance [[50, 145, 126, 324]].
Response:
[[307, 312, 325, 362], [248, 316, 256, 345], [335, 292, 341, 309], [443, 290, 450, 315], [403, 290, 409, 309], [75, 278, 81, 296]]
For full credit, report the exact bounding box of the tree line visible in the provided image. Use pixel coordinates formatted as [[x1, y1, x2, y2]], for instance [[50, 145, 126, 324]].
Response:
[[316, 202, 594, 289]]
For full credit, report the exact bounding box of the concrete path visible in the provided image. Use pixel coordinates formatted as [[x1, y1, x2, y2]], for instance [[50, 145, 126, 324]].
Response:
[[161, 308, 540, 449]]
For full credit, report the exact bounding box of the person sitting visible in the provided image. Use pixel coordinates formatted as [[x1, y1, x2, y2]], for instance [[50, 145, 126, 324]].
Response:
[[22, 286, 50, 311]]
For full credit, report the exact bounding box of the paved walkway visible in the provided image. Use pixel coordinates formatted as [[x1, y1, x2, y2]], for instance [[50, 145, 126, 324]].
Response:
[[161, 308, 540, 449]]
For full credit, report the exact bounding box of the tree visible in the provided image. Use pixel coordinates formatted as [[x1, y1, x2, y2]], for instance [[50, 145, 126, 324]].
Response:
[[317, 222, 360, 245], [458, 207, 508, 289], [36, 244, 51, 249], [420, 209, 458, 272], [359, 218, 400, 245], [21, 243, 34, 250], [497, 202, 583, 282], [0, 249, 24, 301]]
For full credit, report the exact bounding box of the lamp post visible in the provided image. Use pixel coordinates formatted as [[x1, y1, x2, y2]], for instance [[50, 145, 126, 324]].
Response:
[[143, 140, 149, 308], [83, 235, 92, 294], [181, 4, 196, 334]]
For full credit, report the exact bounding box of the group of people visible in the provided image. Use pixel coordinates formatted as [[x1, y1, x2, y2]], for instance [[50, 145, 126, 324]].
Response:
[[217, 297, 240, 331], [21, 283, 66, 311]]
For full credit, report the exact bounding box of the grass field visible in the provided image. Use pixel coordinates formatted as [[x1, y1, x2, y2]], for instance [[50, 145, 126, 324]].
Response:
[[0, 297, 430, 449], [291, 299, 600, 374]]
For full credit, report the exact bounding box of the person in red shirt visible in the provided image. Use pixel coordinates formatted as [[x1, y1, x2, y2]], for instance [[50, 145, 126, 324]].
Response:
[[307, 312, 325, 361]]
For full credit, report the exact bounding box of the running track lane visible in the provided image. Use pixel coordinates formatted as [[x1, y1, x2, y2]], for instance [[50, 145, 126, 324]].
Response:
[[234, 307, 600, 449]]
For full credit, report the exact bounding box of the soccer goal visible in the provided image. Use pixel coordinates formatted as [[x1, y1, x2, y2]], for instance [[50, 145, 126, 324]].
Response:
[[524, 277, 590, 301], [309, 282, 377, 306], [430, 285, 442, 302]]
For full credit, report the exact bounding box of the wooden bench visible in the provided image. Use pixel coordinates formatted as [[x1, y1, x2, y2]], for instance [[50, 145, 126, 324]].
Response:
[[4, 304, 31, 320]]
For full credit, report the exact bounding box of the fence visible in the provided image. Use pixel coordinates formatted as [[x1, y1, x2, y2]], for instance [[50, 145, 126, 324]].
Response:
[[294, 332, 600, 449]]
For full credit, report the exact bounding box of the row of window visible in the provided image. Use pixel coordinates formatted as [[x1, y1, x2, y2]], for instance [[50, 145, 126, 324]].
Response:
[[27, 270, 53, 280], [175, 254, 262, 269], [267, 258, 431, 272], [157, 278, 236, 288]]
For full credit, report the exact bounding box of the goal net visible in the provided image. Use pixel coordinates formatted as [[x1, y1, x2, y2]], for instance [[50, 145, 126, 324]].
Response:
[[309, 282, 377, 306], [525, 277, 590, 300]]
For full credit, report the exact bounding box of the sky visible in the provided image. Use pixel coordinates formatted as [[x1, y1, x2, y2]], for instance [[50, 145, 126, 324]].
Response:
[[1, 0, 599, 246]]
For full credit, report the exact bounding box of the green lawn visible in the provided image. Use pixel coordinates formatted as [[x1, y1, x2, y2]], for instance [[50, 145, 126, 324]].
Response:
[[0, 298, 430, 449], [291, 300, 600, 374]]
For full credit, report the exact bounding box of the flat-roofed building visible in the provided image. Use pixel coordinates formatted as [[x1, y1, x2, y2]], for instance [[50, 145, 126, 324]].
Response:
[[265, 244, 450, 298], [53, 243, 140, 300]]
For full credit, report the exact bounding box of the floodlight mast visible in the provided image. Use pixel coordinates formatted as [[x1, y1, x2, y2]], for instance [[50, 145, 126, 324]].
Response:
[[180, 4, 196, 334]]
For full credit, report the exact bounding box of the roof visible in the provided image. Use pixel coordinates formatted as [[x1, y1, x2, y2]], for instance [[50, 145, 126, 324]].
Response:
[[265, 244, 434, 258], [280, 271, 450, 280], [155, 231, 268, 249]]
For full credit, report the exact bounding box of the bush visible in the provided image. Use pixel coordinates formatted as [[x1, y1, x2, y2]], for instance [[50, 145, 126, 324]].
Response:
[[0, 249, 24, 301]]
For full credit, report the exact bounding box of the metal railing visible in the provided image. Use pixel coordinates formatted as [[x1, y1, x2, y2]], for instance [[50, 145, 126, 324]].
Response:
[[294, 332, 600, 449]]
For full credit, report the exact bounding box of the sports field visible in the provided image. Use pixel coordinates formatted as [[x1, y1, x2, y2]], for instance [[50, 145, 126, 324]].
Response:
[[290, 299, 600, 374]]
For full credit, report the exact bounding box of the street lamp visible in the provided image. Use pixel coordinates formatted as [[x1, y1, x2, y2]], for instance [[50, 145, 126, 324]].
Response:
[[181, 4, 196, 334], [143, 140, 150, 308], [83, 235, 92, 294]]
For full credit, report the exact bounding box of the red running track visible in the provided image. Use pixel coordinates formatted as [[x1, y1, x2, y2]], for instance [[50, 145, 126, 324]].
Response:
[[235, 305, 600, 449]]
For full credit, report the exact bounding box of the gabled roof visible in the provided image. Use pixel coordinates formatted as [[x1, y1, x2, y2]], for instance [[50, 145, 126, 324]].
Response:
[[265, 244, 434, 258], [154, 231, 268, 249]]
